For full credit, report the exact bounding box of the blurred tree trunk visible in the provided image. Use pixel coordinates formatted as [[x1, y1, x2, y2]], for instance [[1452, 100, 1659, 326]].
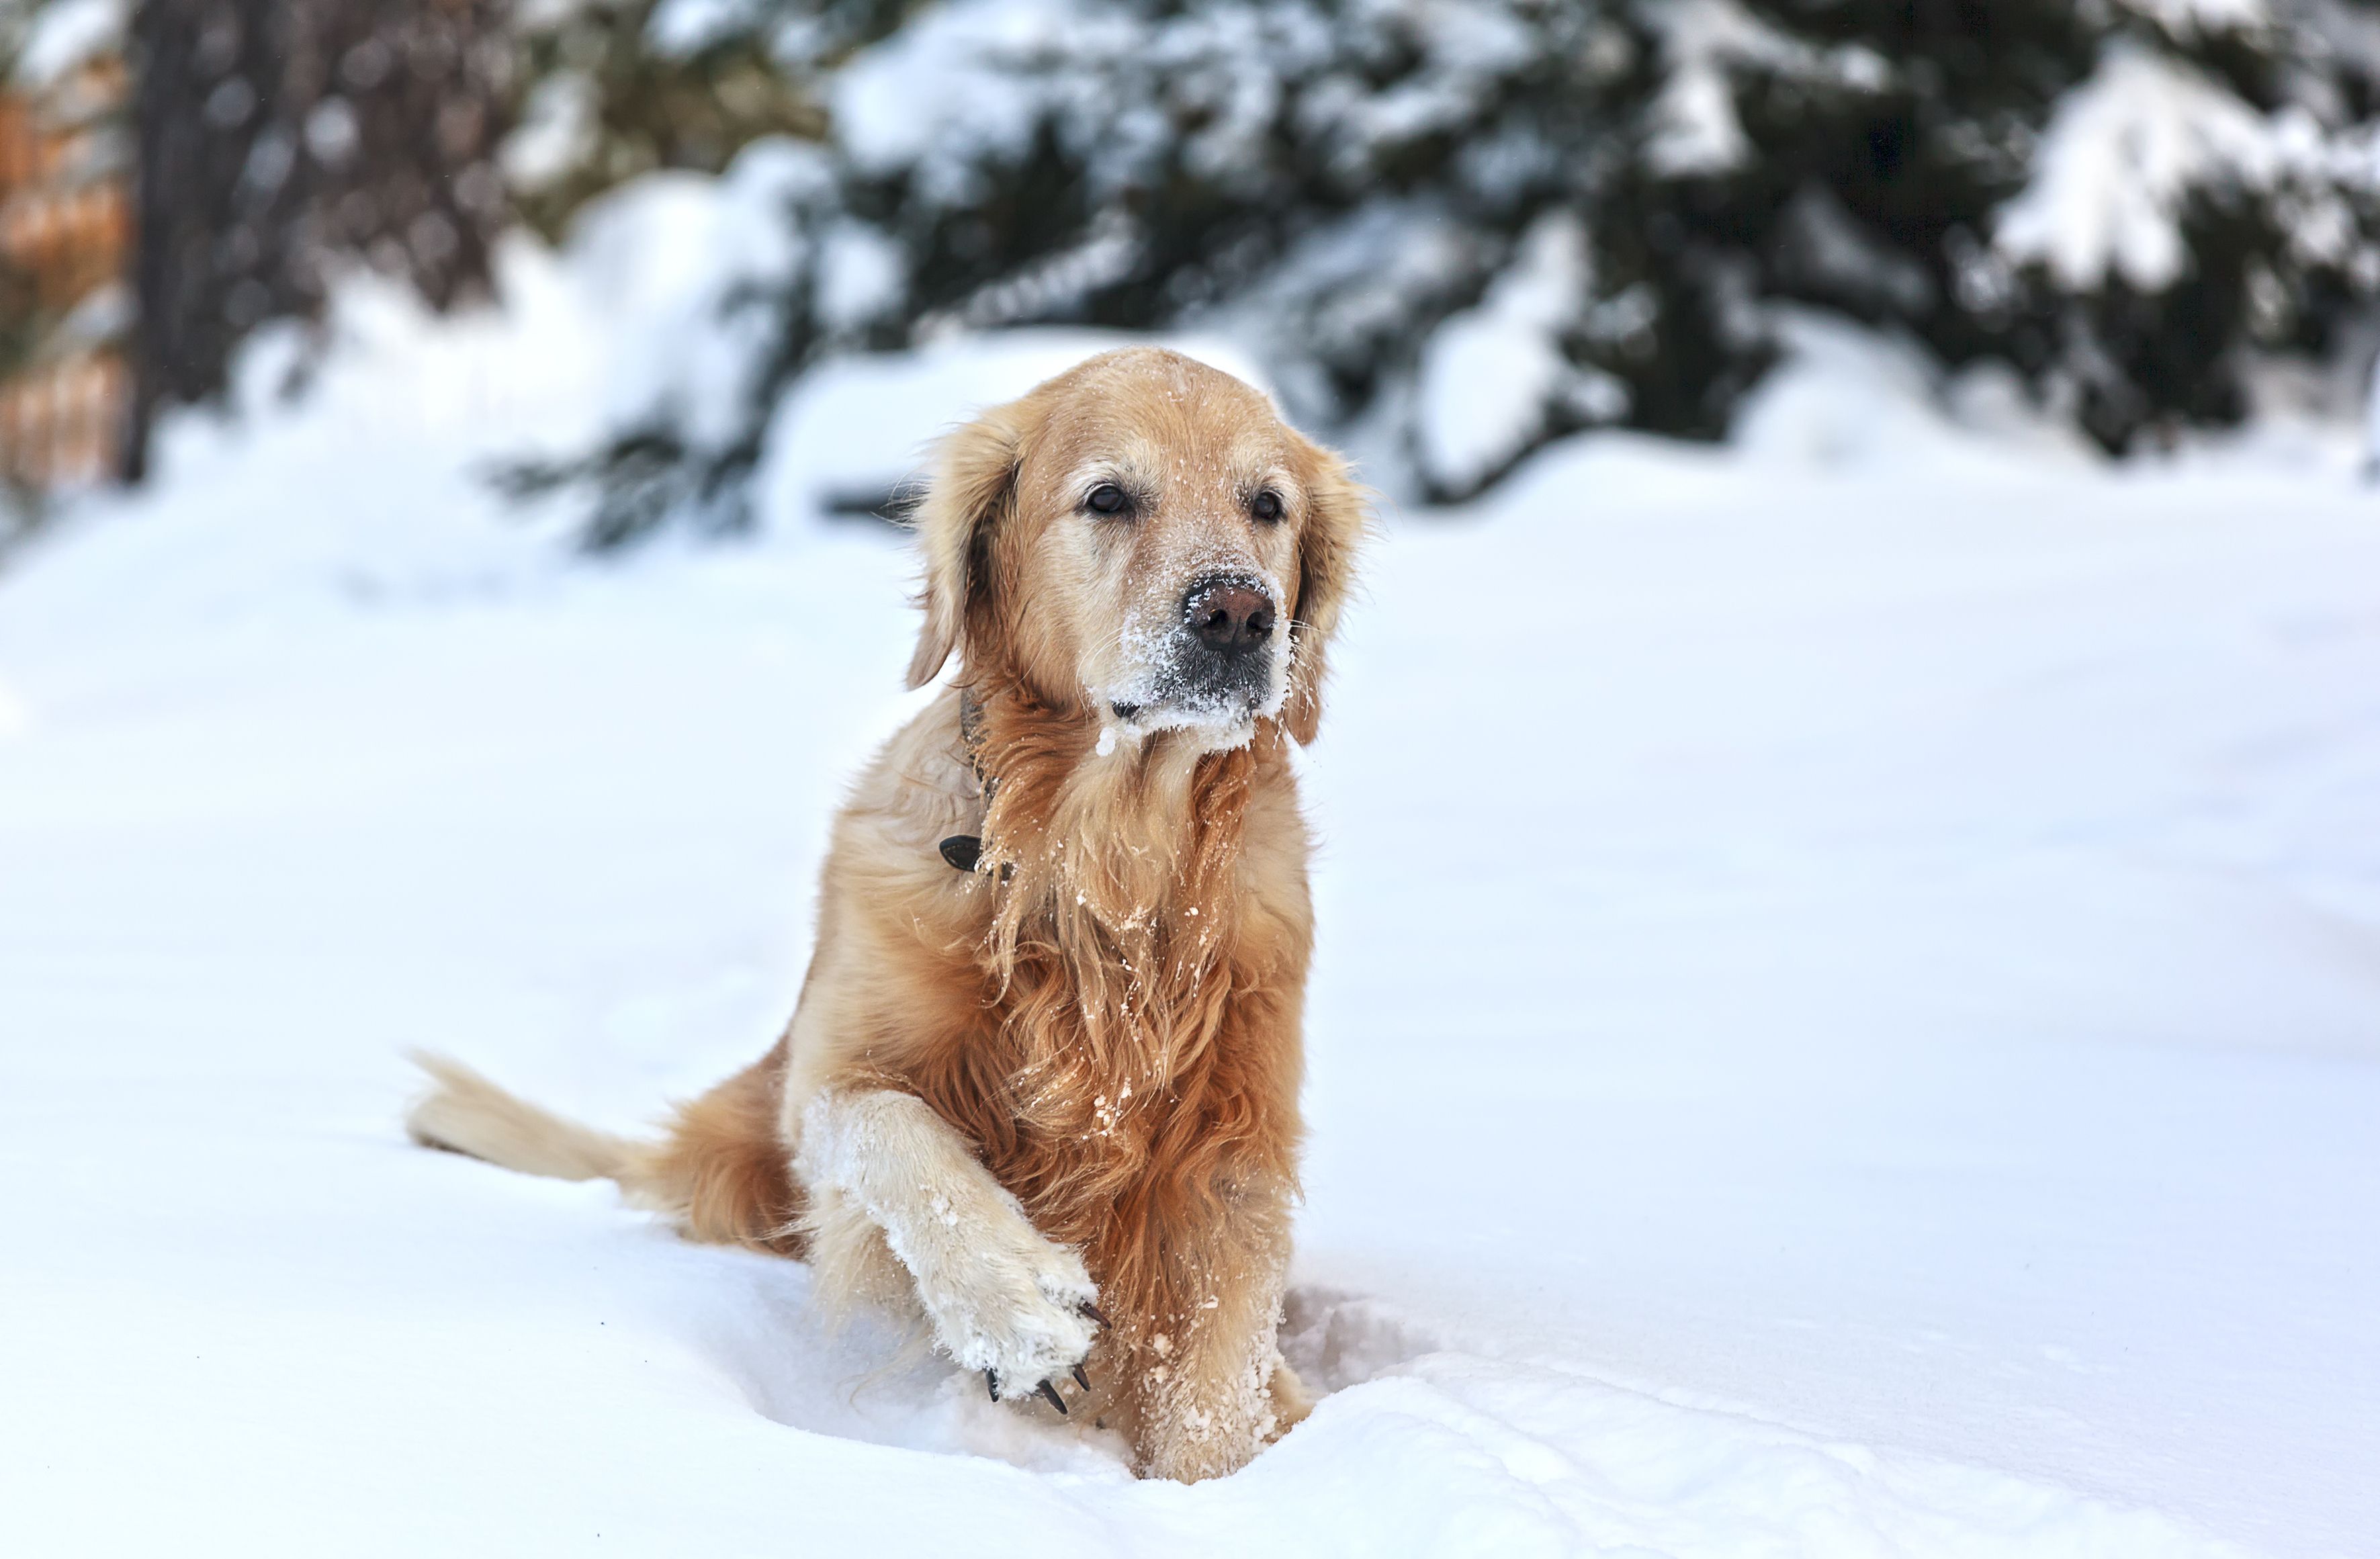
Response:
[[126, 0, 299, 482], [126, 0, 511, 481]]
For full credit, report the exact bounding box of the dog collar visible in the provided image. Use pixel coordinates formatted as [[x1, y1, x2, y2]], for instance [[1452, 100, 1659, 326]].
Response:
[[943, 689, 996, 873]]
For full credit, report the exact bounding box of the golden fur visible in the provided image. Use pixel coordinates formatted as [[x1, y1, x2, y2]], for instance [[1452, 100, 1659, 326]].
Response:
[[410, 348, 1363, 1481]]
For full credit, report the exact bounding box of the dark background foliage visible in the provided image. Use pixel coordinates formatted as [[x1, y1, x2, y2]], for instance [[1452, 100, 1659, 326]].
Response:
[[6, 0, 2377, 536], [514, 0, 2380, 544]]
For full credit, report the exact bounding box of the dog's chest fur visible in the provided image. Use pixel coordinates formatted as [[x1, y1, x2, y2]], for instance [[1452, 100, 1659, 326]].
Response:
[[877, 691, 1313, 1331]]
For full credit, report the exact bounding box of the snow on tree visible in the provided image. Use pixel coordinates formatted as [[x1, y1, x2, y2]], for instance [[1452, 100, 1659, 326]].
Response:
[[1443, 0, 2380, 466], [534, 0, 2380, 542], [539, 0, 1663, 541]]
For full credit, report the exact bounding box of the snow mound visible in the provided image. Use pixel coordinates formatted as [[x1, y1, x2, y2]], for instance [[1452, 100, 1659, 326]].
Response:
[[1728, 312, 2099, 472], [1414, 212, 1627, 496]]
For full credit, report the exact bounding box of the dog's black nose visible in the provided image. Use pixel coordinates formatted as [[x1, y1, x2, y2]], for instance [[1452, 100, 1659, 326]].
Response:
[[1188, 581, 1276, 656]]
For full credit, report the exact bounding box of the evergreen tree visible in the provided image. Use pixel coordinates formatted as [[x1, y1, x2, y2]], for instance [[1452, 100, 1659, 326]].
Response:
[[545, 0, 1667, 540], [545, 0, 2380, 541], [1655, 0, 2380, 452]]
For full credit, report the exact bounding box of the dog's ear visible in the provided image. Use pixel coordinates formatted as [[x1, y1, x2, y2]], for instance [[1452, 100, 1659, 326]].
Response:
[[1282, 444, 1367, 745], [906, 408, 1026, 688]]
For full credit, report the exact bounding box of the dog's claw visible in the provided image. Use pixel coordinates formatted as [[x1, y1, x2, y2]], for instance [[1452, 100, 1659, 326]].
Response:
[[985, 1370, 998, 1402], [1071, 1362, 1090, 1392], [1079, 1301, 1110, 1330], [1037, 1379, 1069, 1415]]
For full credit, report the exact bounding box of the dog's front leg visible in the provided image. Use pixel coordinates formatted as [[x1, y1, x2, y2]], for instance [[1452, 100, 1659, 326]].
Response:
[[794, 1088, 1100, 1400], [1134, 1179, 1297, 1482]]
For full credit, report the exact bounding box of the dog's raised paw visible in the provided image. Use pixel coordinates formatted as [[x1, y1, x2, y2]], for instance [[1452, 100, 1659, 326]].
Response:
[[921, 1222, 1100, 1402]]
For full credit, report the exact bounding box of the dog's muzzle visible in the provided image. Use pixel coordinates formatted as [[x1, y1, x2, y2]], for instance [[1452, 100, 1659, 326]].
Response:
[[1104, 574, 1284, 731], [1176, 574, 1278, 701]]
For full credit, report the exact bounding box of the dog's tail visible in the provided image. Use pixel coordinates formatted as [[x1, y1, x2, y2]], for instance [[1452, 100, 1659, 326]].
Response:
[[405, 1046, 806, 1256], [406, 1051, 637, 1181]]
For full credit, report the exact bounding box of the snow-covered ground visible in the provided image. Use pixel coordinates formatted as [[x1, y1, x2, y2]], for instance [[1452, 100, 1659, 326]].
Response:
[[5, 218, 2379, 1557]]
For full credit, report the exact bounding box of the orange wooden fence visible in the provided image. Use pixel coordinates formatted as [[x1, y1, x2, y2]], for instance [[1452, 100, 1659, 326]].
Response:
[[0, 58, 130, 489]]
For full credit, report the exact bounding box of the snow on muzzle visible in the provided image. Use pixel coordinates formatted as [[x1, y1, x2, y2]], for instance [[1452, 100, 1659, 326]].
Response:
[[1107, 572, 1284, 729]]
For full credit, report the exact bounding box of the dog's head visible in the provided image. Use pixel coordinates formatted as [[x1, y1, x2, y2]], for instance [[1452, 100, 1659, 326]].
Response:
[[906, 349, 1364, 749]]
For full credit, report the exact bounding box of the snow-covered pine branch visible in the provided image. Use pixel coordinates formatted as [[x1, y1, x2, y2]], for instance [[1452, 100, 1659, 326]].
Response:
[[496, 0, 2380, 540]]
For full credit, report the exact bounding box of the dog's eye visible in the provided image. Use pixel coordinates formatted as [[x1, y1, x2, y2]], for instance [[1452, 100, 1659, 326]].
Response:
[[1086, 484, 1130, 516], [1251, 490, 1284, 523]]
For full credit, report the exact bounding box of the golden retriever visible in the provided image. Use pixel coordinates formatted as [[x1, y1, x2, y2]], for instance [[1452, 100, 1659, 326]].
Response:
[[407, 347, 1366, 1482]]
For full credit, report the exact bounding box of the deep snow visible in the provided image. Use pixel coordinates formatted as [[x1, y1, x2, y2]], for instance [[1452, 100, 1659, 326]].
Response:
[[3, 229, 2379, 1556]]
